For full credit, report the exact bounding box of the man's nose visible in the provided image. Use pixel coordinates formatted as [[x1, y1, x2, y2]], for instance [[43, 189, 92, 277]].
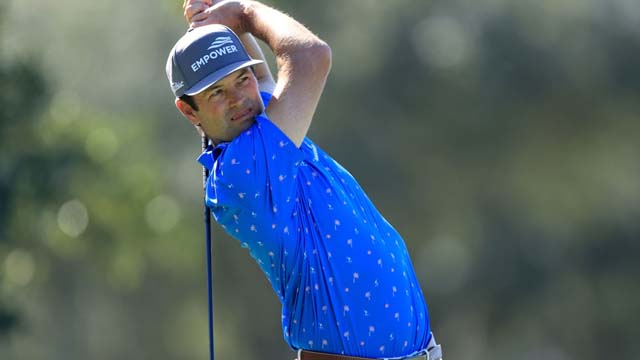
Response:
[[227, 88, 243, 107]]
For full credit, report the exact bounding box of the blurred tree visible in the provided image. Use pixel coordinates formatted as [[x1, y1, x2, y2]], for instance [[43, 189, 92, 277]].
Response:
[[0, 6, 49, 335], [0, 6, 185, 357]]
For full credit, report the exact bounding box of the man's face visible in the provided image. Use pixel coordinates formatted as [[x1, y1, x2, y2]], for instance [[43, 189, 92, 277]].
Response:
[[179, 68, 263, 144]]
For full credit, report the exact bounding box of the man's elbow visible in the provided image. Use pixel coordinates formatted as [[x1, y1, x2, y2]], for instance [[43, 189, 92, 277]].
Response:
[[311, 41, 332, 75], [296, 41, 332, 77]]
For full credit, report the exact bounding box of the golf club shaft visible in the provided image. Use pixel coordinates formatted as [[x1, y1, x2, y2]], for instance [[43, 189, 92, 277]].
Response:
[[202, 135, 215, 360]]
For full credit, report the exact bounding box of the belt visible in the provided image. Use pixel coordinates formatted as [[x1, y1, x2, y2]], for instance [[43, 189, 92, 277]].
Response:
[[297, 350, 426, 360], [297, 333, 442, 360]]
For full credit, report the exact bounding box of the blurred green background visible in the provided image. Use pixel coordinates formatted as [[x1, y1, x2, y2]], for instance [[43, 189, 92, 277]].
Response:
[[1, 0, 639, 359]]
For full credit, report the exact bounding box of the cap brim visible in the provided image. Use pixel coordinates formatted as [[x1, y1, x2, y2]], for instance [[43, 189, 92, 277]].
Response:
[[183, 59, 264, 96]]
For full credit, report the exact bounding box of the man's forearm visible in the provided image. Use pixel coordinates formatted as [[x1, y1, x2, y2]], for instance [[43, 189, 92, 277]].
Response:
[[239, 33, 275, 93], [239, 1, 329, 62]]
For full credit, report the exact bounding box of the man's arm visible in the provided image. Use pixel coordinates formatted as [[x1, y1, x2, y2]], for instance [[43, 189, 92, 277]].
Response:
[[189, 0, 332, 147], [238, 33, 276, 94]]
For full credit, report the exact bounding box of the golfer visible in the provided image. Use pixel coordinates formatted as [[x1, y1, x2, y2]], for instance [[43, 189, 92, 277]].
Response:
[[166, 1, 443, 359]]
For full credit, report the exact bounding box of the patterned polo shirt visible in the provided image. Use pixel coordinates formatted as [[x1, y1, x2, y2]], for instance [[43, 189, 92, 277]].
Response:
[[197, 93, 431, 358]]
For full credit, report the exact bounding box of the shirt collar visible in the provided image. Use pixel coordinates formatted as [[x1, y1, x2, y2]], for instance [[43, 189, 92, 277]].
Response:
[[197, 142, 228, 171]]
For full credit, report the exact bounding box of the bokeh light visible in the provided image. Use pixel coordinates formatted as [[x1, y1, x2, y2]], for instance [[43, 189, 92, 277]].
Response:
[[145, 194, 182, 234], [85, 127, 119, 162], [413, 15, 474, 69], [3, 249, 36, 287], [57, 199, 89, 237]]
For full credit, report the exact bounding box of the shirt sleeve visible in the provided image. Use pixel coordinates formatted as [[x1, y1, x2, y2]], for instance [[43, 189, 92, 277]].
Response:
[[211, 114, 306, 217]]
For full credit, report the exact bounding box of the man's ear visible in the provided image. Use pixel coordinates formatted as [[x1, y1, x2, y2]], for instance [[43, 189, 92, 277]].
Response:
[[175, 98, 199, 126]]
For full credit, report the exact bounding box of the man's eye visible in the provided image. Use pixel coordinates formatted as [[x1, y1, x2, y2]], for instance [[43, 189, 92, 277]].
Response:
[[239, 76, 249, 84], [210, 90, 222, 98]]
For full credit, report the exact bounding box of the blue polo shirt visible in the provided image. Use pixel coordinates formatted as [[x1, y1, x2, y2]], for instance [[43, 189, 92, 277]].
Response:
[[198, 92, 431, 358]]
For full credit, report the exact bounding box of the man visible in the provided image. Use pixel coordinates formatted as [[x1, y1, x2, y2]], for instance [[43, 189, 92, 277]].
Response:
[[166, 1, 443, 359]]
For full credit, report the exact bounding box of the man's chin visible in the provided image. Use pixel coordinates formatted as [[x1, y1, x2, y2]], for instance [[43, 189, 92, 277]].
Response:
[[240, 116, 256, 130]]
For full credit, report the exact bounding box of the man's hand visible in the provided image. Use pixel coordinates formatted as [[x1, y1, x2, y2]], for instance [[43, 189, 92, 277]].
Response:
[[183, 0, 245, 33], [184, 0, 211, 24]]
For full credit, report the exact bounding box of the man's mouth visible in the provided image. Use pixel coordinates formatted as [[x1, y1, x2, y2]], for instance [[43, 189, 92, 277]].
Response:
[[230, 108, 253, 122]]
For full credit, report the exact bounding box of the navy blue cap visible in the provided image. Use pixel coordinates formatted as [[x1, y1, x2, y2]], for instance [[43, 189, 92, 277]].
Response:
[[166, 24, 263, 97]]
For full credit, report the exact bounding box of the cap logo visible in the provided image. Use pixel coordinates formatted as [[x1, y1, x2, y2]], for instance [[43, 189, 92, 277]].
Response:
[[208, 36, 234, 49], [190, 36, 240, 72], [171, 81, 185, 92]]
